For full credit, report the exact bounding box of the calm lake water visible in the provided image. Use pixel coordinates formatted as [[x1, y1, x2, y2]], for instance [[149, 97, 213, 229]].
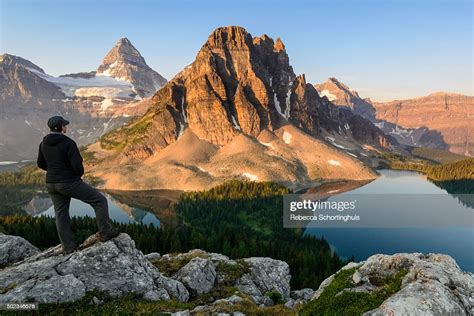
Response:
[[27, 192, 162, 227], [2, 168, 472, 271], [306, 169, 474, 272]]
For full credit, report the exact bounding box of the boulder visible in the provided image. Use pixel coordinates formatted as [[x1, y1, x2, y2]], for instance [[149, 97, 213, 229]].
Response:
[[0, 234, 40, 267], [0, 233, 189, 303], [362, 253, 474, 315], [236, 257, 291, 305], [145, 252, 161, 262], [290, 288, 315, 301], [173, 257, 216, 295], [310, 253, 474, 316]]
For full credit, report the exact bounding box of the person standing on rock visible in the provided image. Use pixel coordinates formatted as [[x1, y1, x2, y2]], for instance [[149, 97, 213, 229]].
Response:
[[37, 116, 119, 254]]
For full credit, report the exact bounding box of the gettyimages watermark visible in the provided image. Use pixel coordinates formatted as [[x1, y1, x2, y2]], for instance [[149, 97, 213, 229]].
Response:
[[283, 194, 474, 228]]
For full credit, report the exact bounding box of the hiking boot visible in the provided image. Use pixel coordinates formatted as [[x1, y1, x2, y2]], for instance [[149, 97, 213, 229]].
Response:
[[62, 246, 77, 255], [99, 228, 120, 242]]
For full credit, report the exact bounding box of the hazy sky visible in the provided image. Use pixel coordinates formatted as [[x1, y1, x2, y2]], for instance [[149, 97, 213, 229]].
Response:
[[1, 0, 472, 101]]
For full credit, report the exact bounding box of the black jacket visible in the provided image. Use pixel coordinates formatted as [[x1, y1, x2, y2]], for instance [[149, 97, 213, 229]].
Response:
[[37, 133, 84, 183]]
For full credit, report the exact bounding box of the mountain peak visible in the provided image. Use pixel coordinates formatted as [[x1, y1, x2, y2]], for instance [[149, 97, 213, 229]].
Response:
[[206, 26, 253, 49], [0, 53, 45, 73], [274, 38, 285, 52], [116, 37, 132, 46], [96, 38, 167, 97]]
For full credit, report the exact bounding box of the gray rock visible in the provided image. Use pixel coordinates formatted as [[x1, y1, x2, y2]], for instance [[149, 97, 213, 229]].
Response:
[[154, 274, 190, 302], [352, 270, 362, 284], [145, 252, 161, 262], [236, 257, 291, 305], [362, 253, 474, 316], [291, 288, 314, 301], [90, 296, 103, 305], [311, 253, 474, 316], [284, 298, 296, 309], [213, 294, 243, 305], [0, 274, 85, 303], [0, 234, 40, 267], [171, 310, 190, 316], [0, 233, 189, 303], [191, 305, 211, 313], [173, 257, 216, 295]]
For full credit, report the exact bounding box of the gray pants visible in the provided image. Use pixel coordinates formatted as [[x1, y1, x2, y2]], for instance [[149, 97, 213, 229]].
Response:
[[46, 180, 114, 251]]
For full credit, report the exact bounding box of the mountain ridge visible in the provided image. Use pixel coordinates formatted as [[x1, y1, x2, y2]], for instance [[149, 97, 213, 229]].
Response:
[[315, 77, 473, 156], [0, 38, 167, 161], [86, 26, 397, 190]]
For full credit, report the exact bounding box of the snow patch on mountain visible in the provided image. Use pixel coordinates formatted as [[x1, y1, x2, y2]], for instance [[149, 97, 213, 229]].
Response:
[[283, 131, 292, 144], [319, 89, 337, 101], [328, 159, 341, 166], [231, 115, 241, 131]]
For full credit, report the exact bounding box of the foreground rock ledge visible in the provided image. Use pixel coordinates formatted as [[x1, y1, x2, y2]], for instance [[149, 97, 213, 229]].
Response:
[[311, 253, 474, 315], [0, 233, 472, 315], [0, 234, 189, 303]]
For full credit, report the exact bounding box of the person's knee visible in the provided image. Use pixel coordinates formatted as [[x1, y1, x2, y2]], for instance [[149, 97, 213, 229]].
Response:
[[98, 194, 108, 206]]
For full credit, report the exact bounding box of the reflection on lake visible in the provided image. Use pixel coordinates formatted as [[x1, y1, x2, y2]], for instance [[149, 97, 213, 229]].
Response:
[[306, 170, 474, 272], [11, 189, 183, 228]]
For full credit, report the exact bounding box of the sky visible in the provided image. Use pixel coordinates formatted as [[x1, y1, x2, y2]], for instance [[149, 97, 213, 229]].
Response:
[[1, 0, 472, 101]]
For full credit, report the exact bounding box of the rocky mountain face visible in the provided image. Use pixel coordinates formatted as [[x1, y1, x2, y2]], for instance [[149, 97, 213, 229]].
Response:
[[1, 233, 472, 314], [315, 77, 375, 118], [89, 26, 394, 190], [0, 39, 166, 161], [373, 93, 473, 156], [315, 78, 473, 155]]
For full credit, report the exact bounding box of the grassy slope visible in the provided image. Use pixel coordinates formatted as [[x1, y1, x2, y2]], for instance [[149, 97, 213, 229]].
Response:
[[300, 268, 408, 315]]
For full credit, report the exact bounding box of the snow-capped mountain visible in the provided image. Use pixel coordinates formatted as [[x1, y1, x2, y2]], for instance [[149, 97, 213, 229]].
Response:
[[0, 38, 166, 161], [96, 37, 167, 97]]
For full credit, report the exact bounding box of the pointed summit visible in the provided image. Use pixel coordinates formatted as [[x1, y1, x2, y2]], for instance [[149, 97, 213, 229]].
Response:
[[97, 37, 167, 97]]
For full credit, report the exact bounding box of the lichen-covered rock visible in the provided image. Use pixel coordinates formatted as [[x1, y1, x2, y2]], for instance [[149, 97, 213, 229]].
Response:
[[236, 257, 291, 305], [310, 253, 474, 316], [173, 257, 217, 295], [0, 274, 85, 303], [290, 288, 315, 301], [0, 234, 40, 267], [361, 253, 474, 315], [0, 233, 189, 303]]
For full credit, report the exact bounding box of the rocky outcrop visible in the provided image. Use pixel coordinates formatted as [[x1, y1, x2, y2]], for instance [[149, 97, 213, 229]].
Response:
[[0, 234, 40, 267], [0, 235, 295, 308], [310, 253, 474, 315], [0, 234, 189, 303], [236, 257, 291, 305], [152, 249, 292, 306], [173, 257, 217, 295], [0, 234, 471, 314]]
